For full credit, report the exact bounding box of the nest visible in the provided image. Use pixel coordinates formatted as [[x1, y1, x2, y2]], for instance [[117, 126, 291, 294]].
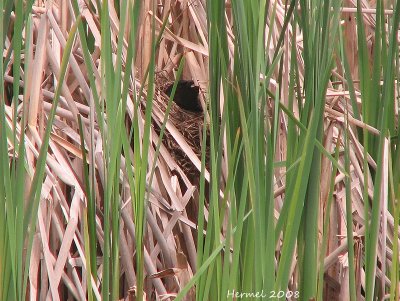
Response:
[[152, 80, 210, 185]]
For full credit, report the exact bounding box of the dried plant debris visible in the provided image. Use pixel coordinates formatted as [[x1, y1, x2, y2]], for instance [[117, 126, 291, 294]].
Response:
[[153, 84, 209, 184]]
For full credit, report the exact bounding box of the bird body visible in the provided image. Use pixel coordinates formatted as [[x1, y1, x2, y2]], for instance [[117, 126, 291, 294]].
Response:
[[164, 80, 203, 113]]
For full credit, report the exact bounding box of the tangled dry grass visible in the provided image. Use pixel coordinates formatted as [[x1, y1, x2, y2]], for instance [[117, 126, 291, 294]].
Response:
[[2, 0, 400, 300]]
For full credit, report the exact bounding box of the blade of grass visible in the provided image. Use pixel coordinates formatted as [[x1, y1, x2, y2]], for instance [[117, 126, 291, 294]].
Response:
[[22, 16, 82, 301]]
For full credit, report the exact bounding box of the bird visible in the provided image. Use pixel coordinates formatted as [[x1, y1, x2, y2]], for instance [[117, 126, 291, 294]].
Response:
[[164, 80, 203, 113]]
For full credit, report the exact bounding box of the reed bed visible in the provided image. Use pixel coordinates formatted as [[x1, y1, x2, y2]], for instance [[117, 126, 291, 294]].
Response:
[[0, 0, 399, 300]]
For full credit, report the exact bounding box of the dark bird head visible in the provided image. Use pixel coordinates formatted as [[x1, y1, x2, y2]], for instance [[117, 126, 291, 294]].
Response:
[[164, 80, 203, 113]]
